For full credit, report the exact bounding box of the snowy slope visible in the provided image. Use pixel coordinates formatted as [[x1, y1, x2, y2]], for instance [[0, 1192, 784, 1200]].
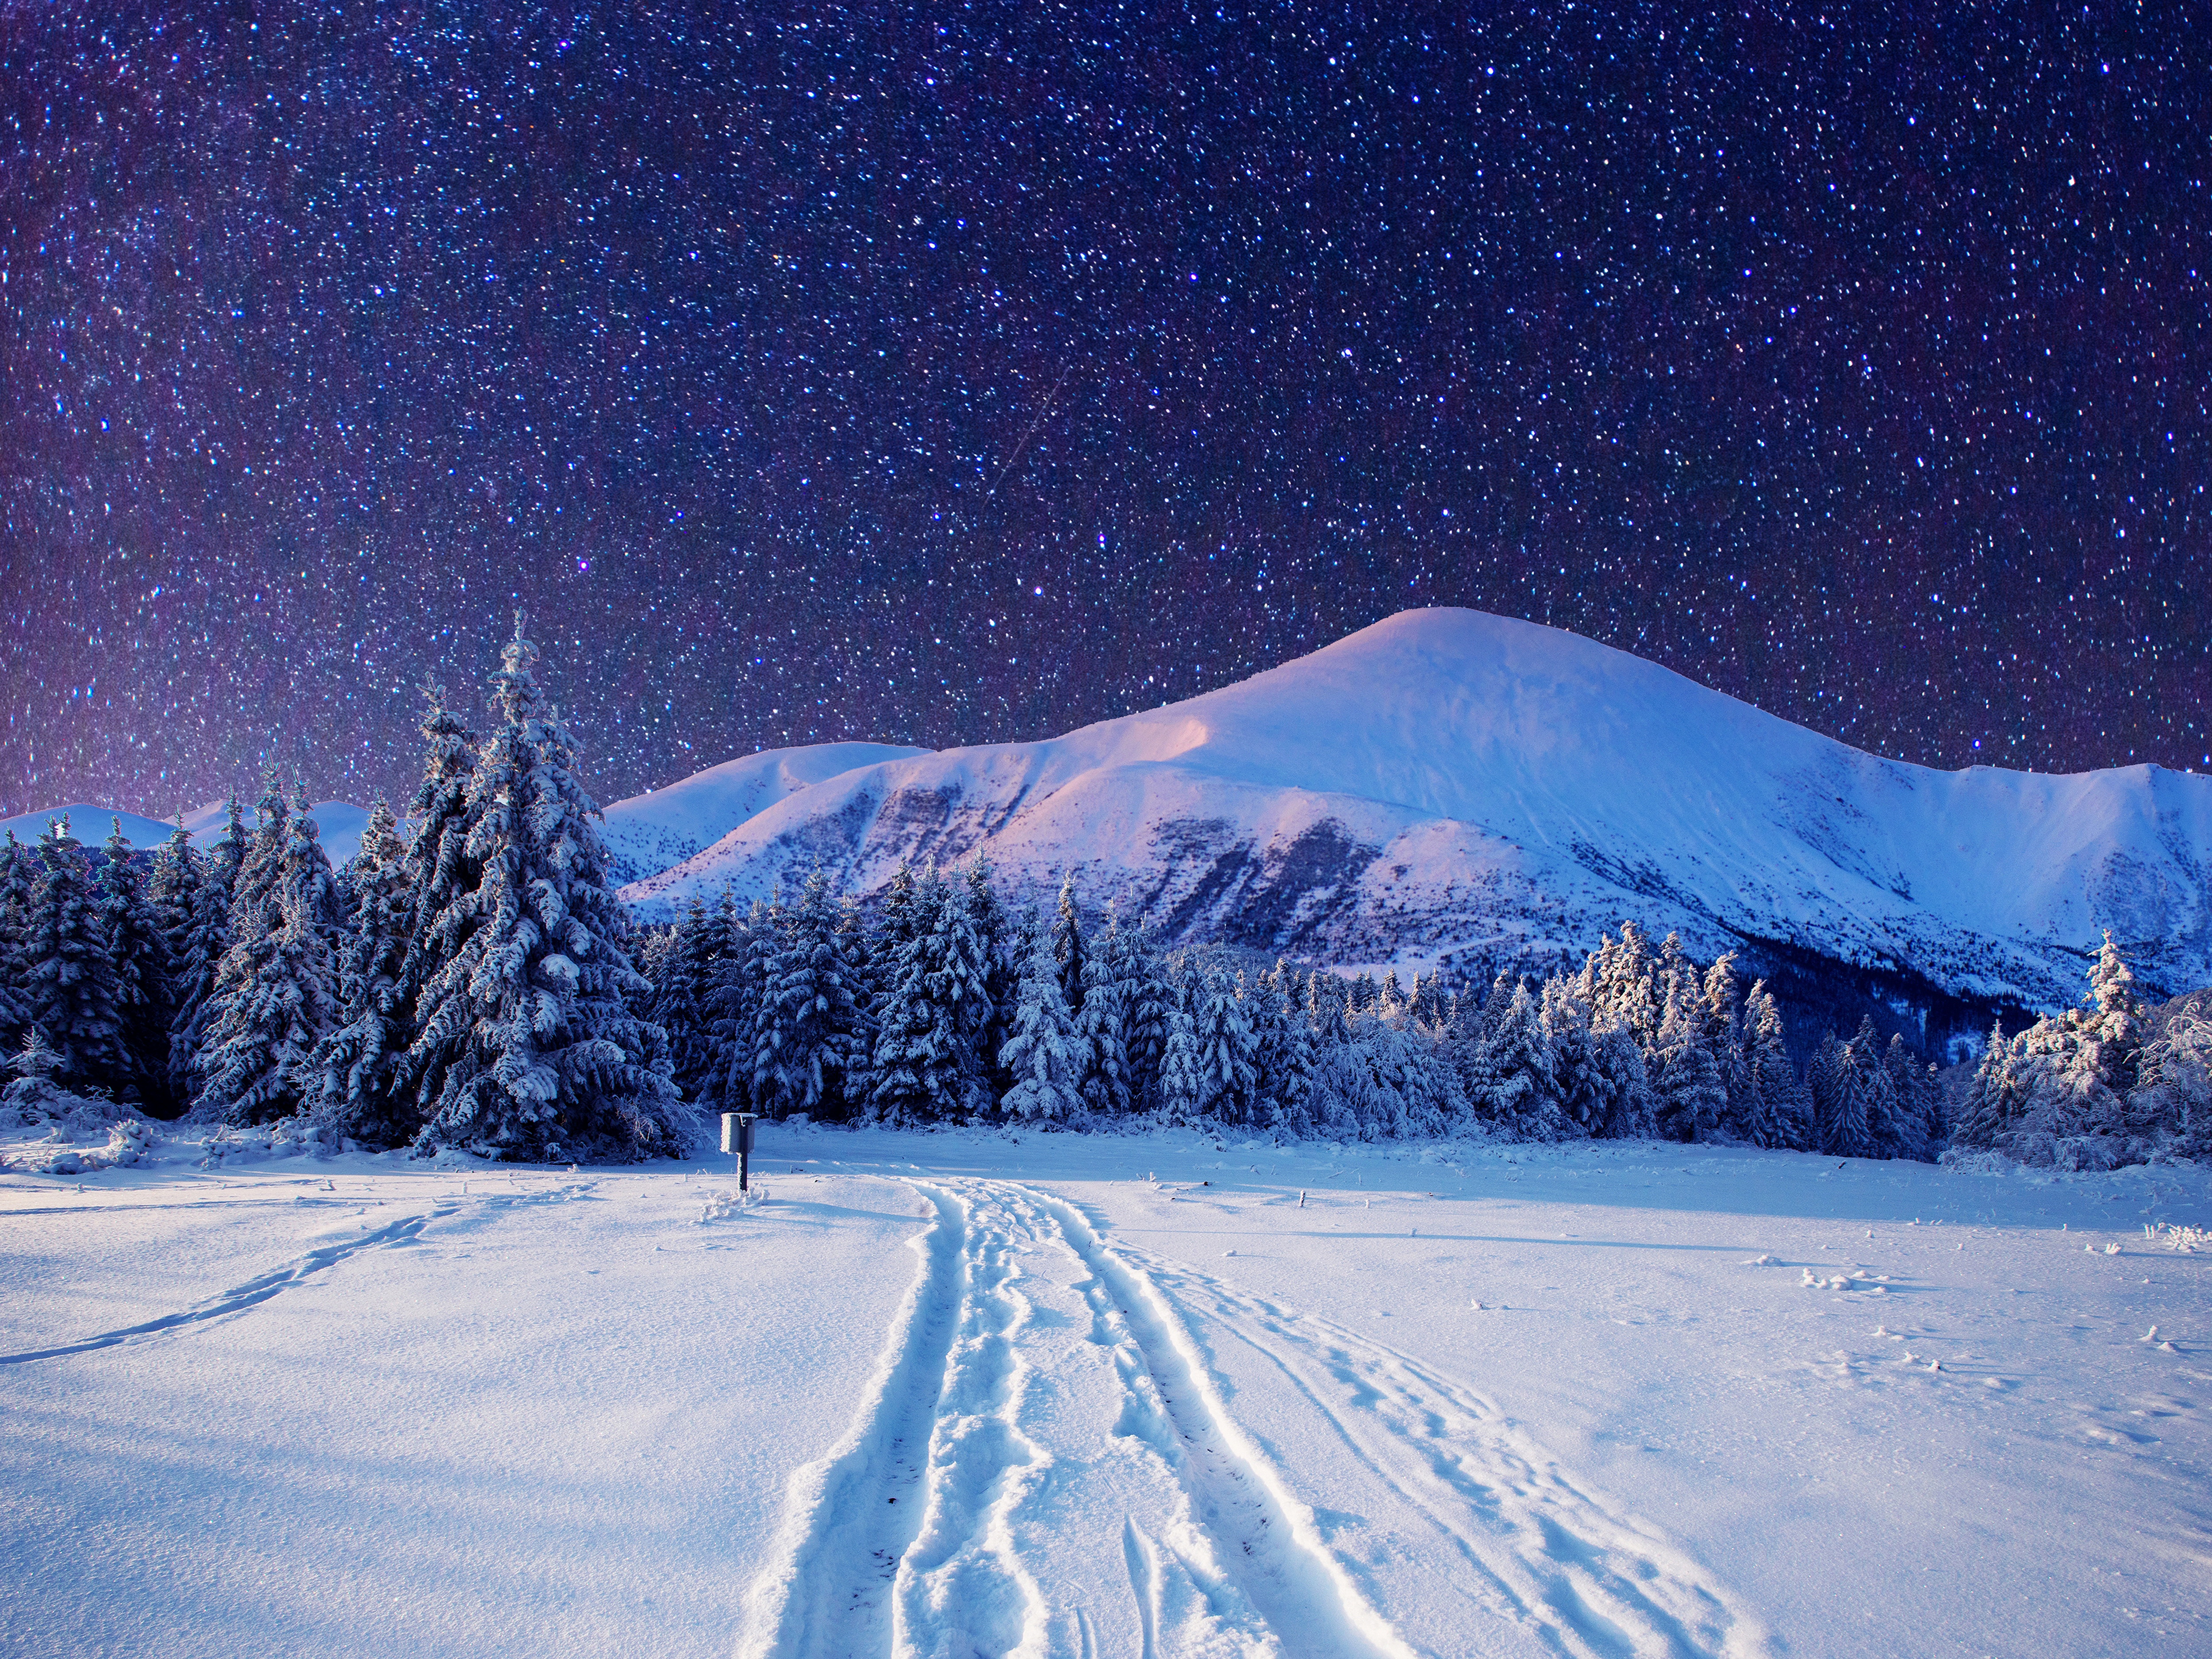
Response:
[[622, 609, 2212, 1014], [0, 799, 375, 866], [4, 1123, 2208, 1658], [596, 742, 927, 886]]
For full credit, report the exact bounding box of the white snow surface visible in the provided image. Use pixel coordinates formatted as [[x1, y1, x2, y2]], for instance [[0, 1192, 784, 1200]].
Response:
[[620, 610, 2212, 1010], [5, 1118, 2208, 1657], [597, 741, 929, 886], [0, 799, 375, 866]]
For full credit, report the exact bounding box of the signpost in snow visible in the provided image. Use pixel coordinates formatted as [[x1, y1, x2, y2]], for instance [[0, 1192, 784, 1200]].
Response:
[[721, 1112, 759, 1192]]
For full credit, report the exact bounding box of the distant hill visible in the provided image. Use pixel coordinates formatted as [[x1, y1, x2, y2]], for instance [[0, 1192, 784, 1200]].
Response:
[[612, 609, 2210, 1048]]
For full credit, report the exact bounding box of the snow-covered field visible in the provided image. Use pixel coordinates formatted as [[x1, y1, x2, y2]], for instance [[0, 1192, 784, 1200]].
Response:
[[4, 1125, 2208, 1657]]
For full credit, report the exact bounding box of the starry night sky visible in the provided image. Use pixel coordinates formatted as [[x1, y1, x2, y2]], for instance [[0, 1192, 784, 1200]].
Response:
[[4, 1, 2208, 819]]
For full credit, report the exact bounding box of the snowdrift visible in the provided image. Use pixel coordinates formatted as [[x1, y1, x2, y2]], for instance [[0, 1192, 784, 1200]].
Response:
[[618, 610, 2212, 1014]]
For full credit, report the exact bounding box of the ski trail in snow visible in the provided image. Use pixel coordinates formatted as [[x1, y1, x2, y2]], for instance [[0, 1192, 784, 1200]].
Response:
[[1023, 1187, 1417, 1659], [739, 1181, 967, 1659], [1124, 1245, 1774, 1659], [0, 1204, 454, 1364], [0, 1179, 601, 1367], [887, 1180, 1053, 1657], [745, 1177, 1754, 1658], [747, 1177, 1294, 1658]]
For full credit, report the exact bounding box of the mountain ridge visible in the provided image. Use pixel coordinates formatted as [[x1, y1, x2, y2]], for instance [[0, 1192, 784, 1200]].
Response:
[[615, 610, 2212, 1034]]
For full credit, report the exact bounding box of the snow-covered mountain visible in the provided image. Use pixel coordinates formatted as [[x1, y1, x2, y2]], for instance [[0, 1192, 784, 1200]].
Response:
[[0, 800, 376, 866], [619, 609, 2212, 1018], [598, 742, 928, 886]]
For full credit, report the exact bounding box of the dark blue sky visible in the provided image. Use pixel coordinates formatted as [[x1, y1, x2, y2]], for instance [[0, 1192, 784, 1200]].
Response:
[[4, 0, 2206, 817]]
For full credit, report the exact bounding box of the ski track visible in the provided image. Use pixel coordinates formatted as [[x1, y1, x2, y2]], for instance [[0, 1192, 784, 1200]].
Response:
[[747, 1176, 1417, 1658], [1110, 1240, 1774, 1659], [740, 1181, 968, 1659], [0, 1182, 599, 1366]]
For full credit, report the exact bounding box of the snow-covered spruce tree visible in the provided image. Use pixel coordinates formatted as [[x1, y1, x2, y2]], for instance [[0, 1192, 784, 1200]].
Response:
[[196, 789, 346, 1125], [650, 894, 724, 1102], [703, 896, 777, 1112], [1882, 1034, 1937, 1162], [314, 802, 416, 1145], [1462, 978, 1567, 1137], [167, 798, 245, 1110], [0, 831, 34, 1048], [1118, 923, 1173, 1111], [1153, 961, 1207, 1124], [1816, 1028, 1881, 1159], [1948, 1023, 2019, 1150], [96, 817, 169, 1107], [21, 816, 133, 1093], [1050, 872, 1086, 1023], [2127, 1006, 2212, 1161], [1076, 911, 1135, 1116], [406, 619, 680, 1161], [1839, 1018, 1900, 1156], [146, 816, 201, 1002], [754, 867, 866, 1119], [999, 922, 1085, 1121], [1190, 964, 1259, 1125], [1582, 922, 1663, 1054], [868, 866, 992, 1123], [965, 862, 1018, 1101], [1652, 965, 1728, 1143], [1700, 953, 1752, 1129], [1738, 983, 1810, 1149], [1252, 963, 1316, 1133]]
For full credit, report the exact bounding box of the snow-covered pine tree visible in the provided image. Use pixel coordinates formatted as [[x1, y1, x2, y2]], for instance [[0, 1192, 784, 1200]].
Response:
[[1582, 922, 1663, 1054], [1153, 961, 1207, 1124], [1190, 965, 1260, 1125], [754, 867, 866, 1119], [1251, 962, 1317, 1133], [703, 896, 776, 1112], [2126, 1006, 2212, 1161], [314, 801, 415, 1145], [1467, 979, 1568, 1137], [1652, 965, 1727, 1142], [1948, 1023, 2017, 1149], [392, 680, 482, 1068], [867, 867, 975, 1122], [1075, 912, 1134, 1116], [962, 861, 1017, 1102], [1000, 922, 1085, 1120], [97, 817, 168, 1106], [650, 895, 723, 1101], [1119, 923, 1172, 1111], [1738, 982, 1809, 1148], [146, 816, 201, 995], [196, 789, 345, 1125], [167, 798, 245, 1110], [407, 618, 680, 1160], [1818, 1028, 1880, 1158], [1881, 1034, 1936, 1161], [1699, 952, 1752, 1129], [0, 831, 34, 1049], [1052, 872, 1087, 1020], [1846, 1018, 1901, 1157], [20, 816, 132, 1093]]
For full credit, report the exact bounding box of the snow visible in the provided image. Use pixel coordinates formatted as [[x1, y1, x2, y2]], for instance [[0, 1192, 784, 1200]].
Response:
[[0, 799, 375, 866], [598, 741, 930, 885], [618, 610, 2212, 1011], [5, 1120, 2207, 1656]]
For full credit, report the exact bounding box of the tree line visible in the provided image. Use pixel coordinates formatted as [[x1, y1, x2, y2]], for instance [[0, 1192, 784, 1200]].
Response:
[[634, 875, 1951, 1157], [1950, 937, 2212, 1169]]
